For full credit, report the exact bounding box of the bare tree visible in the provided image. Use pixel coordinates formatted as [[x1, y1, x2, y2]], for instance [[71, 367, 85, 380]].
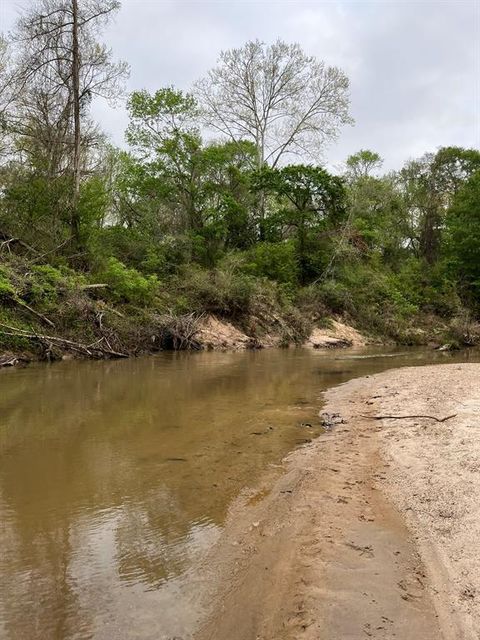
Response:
[[0, 36, 16, 162], [195, 39, 352, 169], [10, 0, 128, 245]]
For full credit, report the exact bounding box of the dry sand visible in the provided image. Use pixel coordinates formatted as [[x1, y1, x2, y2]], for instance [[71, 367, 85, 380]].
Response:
[[195, 363, 480, 640]]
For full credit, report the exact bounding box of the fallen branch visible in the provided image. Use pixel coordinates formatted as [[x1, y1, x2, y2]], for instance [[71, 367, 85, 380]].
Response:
[[0, 323, 128, 360], [0, 355, 24, 367], [361, 413, 457, 423], [0, 234, 39, 255], [12, 298, 56, 328], [81, 283, 108, 290]]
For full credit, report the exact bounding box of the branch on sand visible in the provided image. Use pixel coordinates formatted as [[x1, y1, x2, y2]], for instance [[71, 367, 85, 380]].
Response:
[[361, 413, 457, 423]]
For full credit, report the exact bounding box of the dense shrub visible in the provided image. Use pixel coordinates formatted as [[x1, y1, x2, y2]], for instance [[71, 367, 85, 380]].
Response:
[[177, 262, 256, 316], [101, 257, 159, 305], [0, 268, 15, 300], [243, 241, 299, 286]]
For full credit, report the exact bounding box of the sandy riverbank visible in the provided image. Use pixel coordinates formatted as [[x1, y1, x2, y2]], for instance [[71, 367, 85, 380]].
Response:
[[195, 363, 480, 640]]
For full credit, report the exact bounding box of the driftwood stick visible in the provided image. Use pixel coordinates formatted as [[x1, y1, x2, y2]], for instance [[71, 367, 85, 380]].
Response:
[[361, 413, 457, 423]]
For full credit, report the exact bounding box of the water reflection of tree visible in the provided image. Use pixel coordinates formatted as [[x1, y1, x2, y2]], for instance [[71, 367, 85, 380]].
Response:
[[114, 486, 221, 590], [0, 489, 91, 640], [0, 350, 327, 637]]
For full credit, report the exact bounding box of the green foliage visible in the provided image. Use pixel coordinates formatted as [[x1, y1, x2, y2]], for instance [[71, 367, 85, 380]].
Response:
[[0, 170, 71, 251], [177, 261, 256, 316], [347, 175, 407, 265], [244, 241, 299, 285], [252, 164, 347, 284], [0, 266, 15, 300], [446, 171, 480, 303], [126, 87, 199, 152], [25, 265, 64, 305], [346, 149, 383, 179], [90, 226, 191, 276], [101, 258, 159, 306]]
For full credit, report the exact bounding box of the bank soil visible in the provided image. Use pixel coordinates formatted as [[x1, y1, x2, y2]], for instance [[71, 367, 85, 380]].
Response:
[[195, 316, 368, 351], [195, 363, 480, 640]]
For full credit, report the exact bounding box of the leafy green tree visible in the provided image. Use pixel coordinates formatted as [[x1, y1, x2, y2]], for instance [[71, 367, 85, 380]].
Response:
[[398, 147, 480, 264], [446, 171, 480, 302], [431, 146, 480, 203], [123, 88, 258, 266], [127, 88, 198, 152], [253, 165, 346, 283], [347, 175, 407, 264], [346, 150, 383, 180]]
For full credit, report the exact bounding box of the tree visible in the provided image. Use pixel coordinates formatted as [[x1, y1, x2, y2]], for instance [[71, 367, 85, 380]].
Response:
[[0, 36, 10, 121], [431, 146, 480, 204], [398, 147, 480, 265], [446, 171, 480, 301], [253, 165, 346, 283], [347, 175, 406, 263], [126, 88, 199, 155], [195, 39, 352, 170], [124, 88, 257, 263], [9, 0, 128, 247], [346, 150, 383, 180]]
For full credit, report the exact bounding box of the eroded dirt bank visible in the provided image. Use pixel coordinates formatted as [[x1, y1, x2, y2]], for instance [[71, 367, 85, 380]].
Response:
[[195, 363, 480, 640]]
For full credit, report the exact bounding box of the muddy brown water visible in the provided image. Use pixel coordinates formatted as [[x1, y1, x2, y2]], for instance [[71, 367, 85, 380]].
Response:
[[1, 346, 479, 640]]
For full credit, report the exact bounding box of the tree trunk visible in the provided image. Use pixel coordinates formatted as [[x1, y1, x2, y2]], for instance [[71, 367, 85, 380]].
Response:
[[256, 132, 266, 241], [71, 0, 81, 248], [420, 204, 441, 265]]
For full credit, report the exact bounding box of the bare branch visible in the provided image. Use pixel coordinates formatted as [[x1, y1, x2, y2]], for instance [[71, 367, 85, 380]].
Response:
[[195, 39, 352, 169]]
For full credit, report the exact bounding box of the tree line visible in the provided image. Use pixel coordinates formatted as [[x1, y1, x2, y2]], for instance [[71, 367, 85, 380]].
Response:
[[1, 0, 479, 342]]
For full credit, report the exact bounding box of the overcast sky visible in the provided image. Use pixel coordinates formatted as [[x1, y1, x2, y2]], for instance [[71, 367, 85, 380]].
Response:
[[1, 0, 479, 171]]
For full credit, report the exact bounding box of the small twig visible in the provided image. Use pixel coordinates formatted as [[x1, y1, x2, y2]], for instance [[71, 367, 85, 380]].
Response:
[[30, 238, 70, 263], [361, 414, 457, 423], [105, 306, 124, 318]]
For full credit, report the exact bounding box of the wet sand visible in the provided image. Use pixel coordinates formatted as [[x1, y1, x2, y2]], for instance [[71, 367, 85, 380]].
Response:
[[195, 363, 480, 640]]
